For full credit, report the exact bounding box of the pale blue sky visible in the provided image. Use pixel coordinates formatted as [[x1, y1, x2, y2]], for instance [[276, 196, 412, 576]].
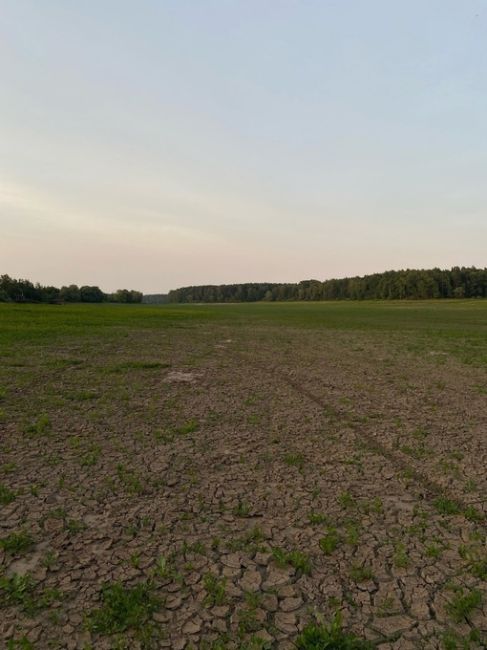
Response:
[[1, 1, 486, 292]]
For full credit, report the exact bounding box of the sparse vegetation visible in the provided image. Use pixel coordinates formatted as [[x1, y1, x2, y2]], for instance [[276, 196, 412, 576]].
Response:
[[0, 482, 16, 505], [296, 613, 373, 649], [319, 528, 340, 555], [87, 581, 160, 634], [0, 530, 34, 555], [2, 300, 487, 646], [446, 587, 482, 623], [272, 547, 312, 575], [203, 573, 226, 607]]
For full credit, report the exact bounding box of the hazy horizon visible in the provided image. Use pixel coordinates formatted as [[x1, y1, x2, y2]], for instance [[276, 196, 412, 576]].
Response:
[[2, 1, 487, 293]]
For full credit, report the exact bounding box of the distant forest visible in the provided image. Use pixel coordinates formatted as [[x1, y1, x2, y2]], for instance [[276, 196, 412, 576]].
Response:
[[0, 275, 142, 303], [168, 267, 487, 303], [3, 267, 487, 305]]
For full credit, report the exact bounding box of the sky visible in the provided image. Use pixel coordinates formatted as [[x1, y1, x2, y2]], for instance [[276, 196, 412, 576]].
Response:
[[1, 1, 486, 293]]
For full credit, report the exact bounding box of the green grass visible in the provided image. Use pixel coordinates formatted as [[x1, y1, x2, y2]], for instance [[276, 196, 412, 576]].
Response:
[[434, 497, 461, 516], [0, 573, 61, 615], [3, 301, 487, 368], [6, 638, 35, 650], [0, 482, 16, 505], [203, 573, 226, 607], [296, 613, 373, 649], [0, 530, 34, 555], [319, 528, 340, 555], [272, 547, 312, 575], [349, 564, 374, 582], [24, 414, 51, 436], [446, 587, 483, 623], [87, 581, 160, 634]]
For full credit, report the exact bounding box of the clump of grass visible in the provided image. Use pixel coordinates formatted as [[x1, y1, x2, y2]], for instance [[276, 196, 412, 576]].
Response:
[[319, 528, 340, 556], [464, 506, 483, 523], [0, 530, 34, 555], [233, 500, 251, 517], [446, 587, 482, 623], [425, 543, 442, 559], [175, 419, 199, 435], [296, 613, 373, 649], [227, 526, 266, 553], [272, 547, 311, 575], [338, 491, 355, 509], [442, 628, 482, 650], [345, 522, 360, 546], [116, 463, 143, 495], [24, 414, 51, 436], [434, 497, 461, 516], [0, 482, 15, 505], [308, 512, 328, 525], [108, 361, 170, 372], [203, 573, 226, 607], [65, 518, 86, 535], [80, 444, 102, 467], [349, 563, 374, 582], [0, 573, 61, 615], [87, 581, 160, 634], [283, 452, 305, 471], [392, 543, 409, 569], [6, 636, 34, 650], [0, 573, 35, 610]]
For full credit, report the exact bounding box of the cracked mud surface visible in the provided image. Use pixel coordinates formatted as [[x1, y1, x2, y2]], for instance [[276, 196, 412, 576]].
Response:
[[0, 304, 486, 648]]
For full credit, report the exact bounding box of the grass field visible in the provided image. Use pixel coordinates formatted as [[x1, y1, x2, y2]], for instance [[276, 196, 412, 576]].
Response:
[[0, 301, 486, 648]]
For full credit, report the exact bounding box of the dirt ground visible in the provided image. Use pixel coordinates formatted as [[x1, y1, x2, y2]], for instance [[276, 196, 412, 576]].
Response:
[[0, 315, 486, 648]]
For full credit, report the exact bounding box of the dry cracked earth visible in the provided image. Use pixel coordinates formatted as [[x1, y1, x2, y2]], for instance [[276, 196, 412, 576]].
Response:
[[0, 321, 486, 649]]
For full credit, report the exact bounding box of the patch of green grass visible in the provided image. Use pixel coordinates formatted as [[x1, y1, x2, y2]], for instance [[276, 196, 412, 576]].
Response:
[[116, 463, 144, 495], [6, 637, 35, 650], [203, 573, 226, 607], [463, 506, 483, 522], [2, 462, 17, 474], [0, 530, 34, 555], [80, 444, 102, 467], [338, 491, 355, 509], [227, 526, 266, 554], [392, 543, 409, 569], [272, 547, 312, 575], [425, 543, 442, 559], [0, 573, 35, 610], [400, 443, 431, 459], [0, 573, 61, 615], [319, 528, 340, 556], [308, 512, 328, 525], [463, 479, 477, 493], [434, 497, 461, 516], [442, 628, 482, 650], [0, 482, 16, 505], [65, 518, 86, 535], [24, 414, 51, 436], [349, 564, 374, 582], [233, 500, 251, 517], [296, 613, 373, 649], [87, 581, 160, 634], [446, 587, 482, 623], [108, 360, 170, 372], [283, 452, 305, 471], [175, 419, 199, 435]]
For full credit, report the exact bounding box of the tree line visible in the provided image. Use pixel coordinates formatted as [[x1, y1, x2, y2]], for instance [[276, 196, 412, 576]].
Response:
[[168, 267, 487, 303], [0, 275, 142, 304]]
